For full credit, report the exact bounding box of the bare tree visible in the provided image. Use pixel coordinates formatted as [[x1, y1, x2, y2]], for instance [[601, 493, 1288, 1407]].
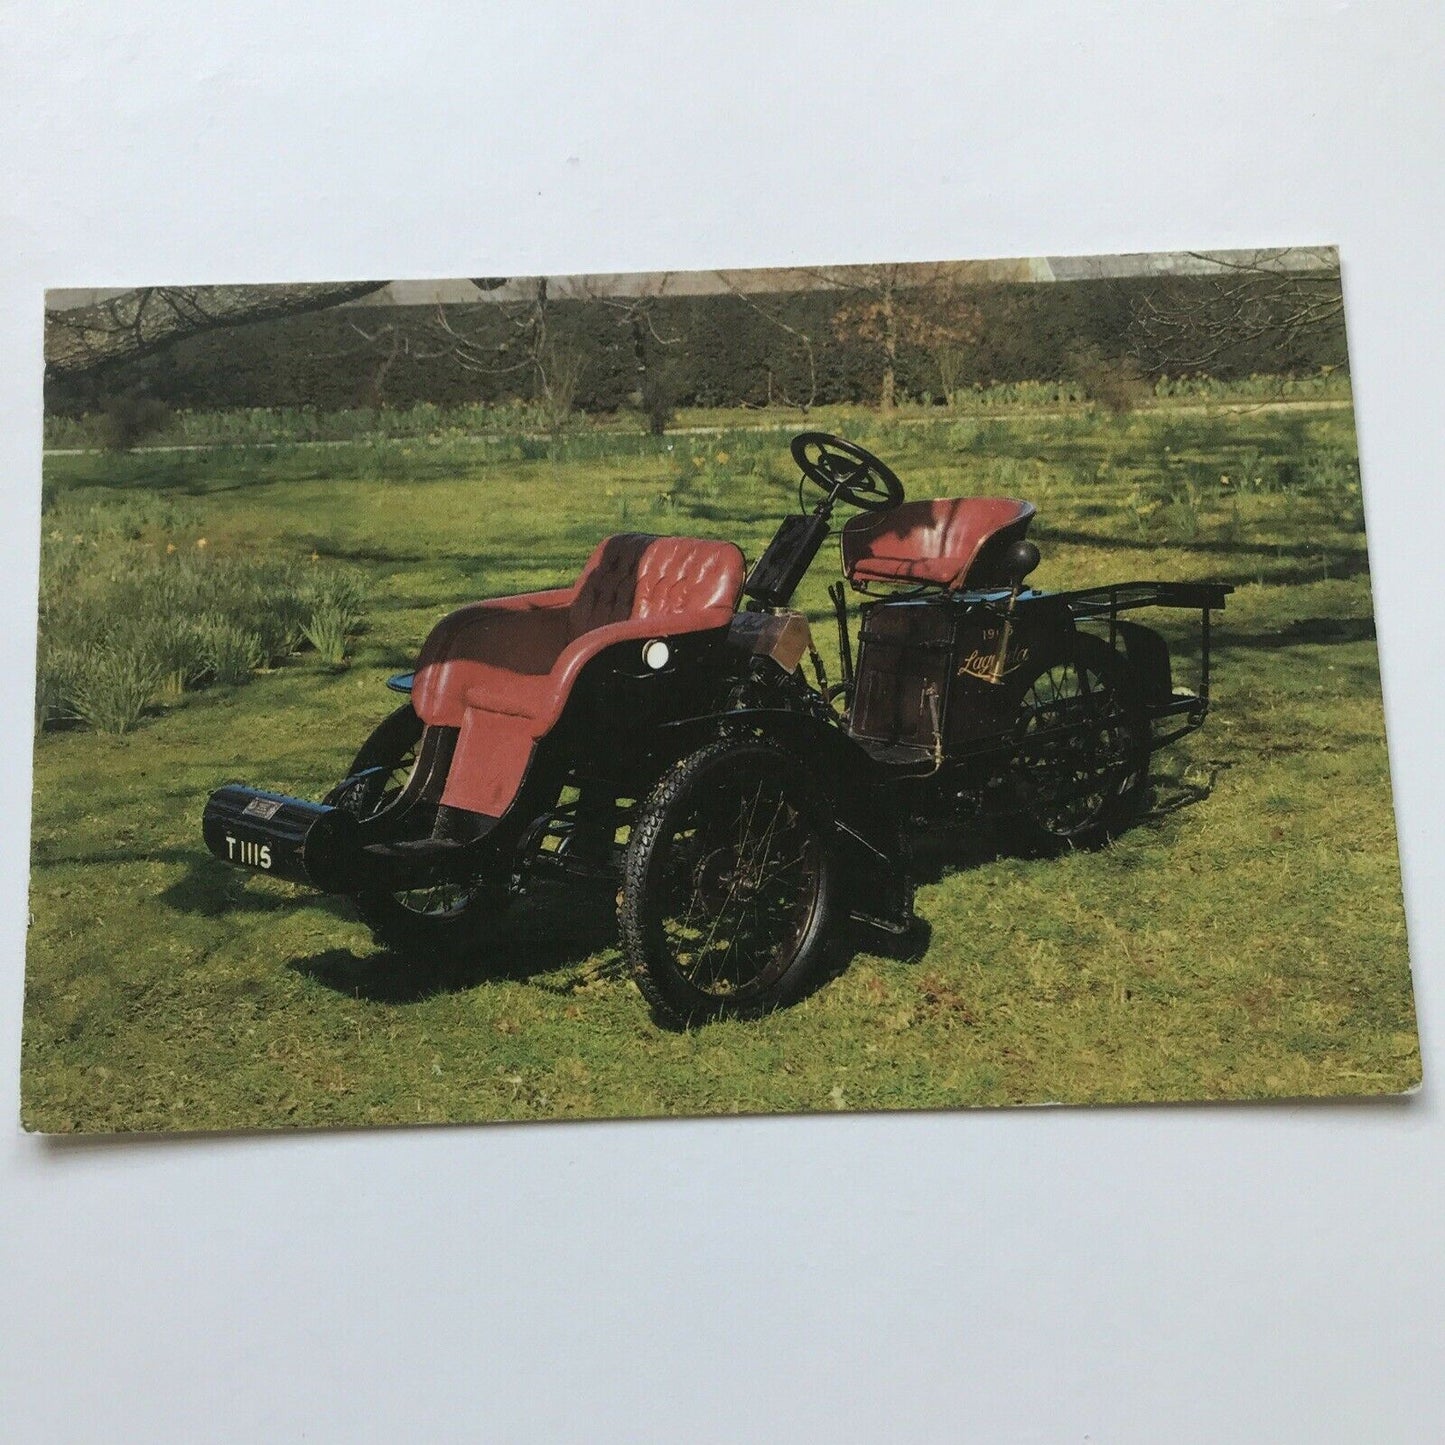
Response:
[[417, 276, 595, 429], [343, 273, 681, 429], [45, 281, 388, 380], [1129, 249, 1346, 375], [604, 275, 681, 434], [715, 271, 819, 412], [827, 263, 983, 411], [327, 276, 513, 407], [430, 278, 547, 383], [332, 314, 455, 409], [551, 273, 681, 432]]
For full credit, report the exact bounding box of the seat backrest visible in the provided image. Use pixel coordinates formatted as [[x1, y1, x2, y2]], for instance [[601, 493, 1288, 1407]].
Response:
[[840, 497, 1036, 590], [568, 534, 653, 634], [568, 533, 745, 636]]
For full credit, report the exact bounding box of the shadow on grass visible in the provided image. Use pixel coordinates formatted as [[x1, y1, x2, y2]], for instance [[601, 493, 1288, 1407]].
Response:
[[160, 858, 355, 920], [287, 881, 620, 1004], [1038, 521, 1370, 572], [1215, 616, 1376, 650], [288, 872, 917, 1024], [904, 759, 1221, 888], [34, 842, 201, 870], [166, 755, 1223, 1014]]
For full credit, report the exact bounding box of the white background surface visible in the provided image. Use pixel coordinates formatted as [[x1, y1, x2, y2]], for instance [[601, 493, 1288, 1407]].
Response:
[[2, 4, 1442, 1440]]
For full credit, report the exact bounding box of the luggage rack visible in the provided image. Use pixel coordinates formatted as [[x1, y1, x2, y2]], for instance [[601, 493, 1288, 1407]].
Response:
[[1055, 579, 1233, 619], [1054, 579, 1233, 747]]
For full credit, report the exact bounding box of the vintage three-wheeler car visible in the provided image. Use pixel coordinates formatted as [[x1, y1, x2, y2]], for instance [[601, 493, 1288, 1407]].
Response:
[[204, 433, 1230, 1024]]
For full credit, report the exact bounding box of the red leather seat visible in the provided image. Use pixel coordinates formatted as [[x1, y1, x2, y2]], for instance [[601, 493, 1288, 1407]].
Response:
[[412, 533, 745, 818], [841, 497, 1035, 590]]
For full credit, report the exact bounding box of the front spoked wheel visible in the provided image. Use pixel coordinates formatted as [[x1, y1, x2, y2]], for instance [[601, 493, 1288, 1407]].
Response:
[[1007, 633, 1150, 854], [327, 703, 505, 957], [619, 739, 838, 1025]]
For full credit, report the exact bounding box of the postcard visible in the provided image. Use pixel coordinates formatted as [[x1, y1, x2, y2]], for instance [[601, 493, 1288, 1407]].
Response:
[[24, 249, 1419, 1132]]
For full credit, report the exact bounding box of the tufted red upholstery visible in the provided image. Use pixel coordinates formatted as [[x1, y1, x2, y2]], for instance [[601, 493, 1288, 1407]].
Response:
[[841, 497, 1036, 590], [567, 534, 649, 634], [412, 534, 745, 818]]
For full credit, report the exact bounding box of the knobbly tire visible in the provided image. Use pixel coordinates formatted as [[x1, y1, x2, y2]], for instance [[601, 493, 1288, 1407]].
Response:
[[1006, 632, 1151, 855], [619, 738, 839, 1026], [327, 703, 506, 959]]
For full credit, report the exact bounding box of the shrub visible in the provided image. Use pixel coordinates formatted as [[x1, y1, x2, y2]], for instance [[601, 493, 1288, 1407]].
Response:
[[196, 616, 264, 686], [641, 359, 679, 436], [113, 615, 208, 699], [34, 642, 85, 733], [301, 604, 357, 666], [1067, 345, 1146, 416], [300, 565, 367, 621], [98, 394, 172, 452], [34, 490, 372, 732], [68, 645, 164, 734]]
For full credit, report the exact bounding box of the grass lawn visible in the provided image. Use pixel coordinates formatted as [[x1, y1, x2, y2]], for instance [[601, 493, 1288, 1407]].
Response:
[[22, 401, 1420, 1132]]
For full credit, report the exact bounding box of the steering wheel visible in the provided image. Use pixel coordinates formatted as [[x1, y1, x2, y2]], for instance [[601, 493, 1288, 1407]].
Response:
[[790, 432, 904, 513]]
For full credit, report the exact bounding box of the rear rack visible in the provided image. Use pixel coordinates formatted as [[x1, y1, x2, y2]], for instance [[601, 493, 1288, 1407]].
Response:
[[1052, 579, 1233, 749], [1053, 580, 1233, 618]]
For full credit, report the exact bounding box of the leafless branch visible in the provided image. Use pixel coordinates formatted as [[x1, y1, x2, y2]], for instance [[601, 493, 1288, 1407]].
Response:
[[1129, 251, 1345, 374], [716, 270, 818, 411], [45, 281, 387, 379]]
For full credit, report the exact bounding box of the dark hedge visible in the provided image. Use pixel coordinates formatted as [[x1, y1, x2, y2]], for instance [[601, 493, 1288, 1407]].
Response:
[[45, 274, 1349, 417]]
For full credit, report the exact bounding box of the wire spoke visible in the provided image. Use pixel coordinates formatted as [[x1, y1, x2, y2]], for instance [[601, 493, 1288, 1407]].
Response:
[[655, 772, 821, 999], [1017, 652, 1140, 836]]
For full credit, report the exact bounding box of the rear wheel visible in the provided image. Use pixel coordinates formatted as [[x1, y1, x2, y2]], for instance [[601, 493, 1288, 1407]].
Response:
[[327, 703, 506, 957], [619, 739, 838, 1025], [1006, 633, 1150, 854]]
